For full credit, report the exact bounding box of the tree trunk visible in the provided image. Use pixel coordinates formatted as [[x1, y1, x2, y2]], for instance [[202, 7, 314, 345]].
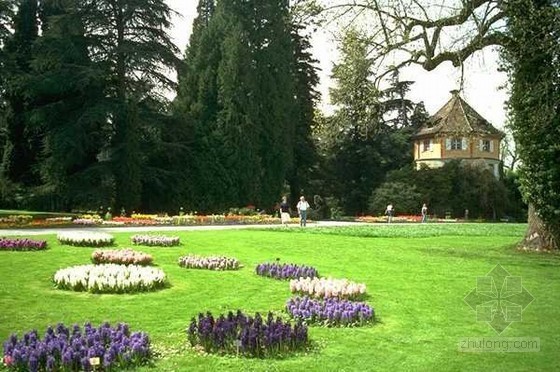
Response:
[[518, 204, 558, 251]]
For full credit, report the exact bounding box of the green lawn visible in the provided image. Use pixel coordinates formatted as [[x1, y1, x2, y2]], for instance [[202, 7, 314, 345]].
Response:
[[1, 224, 559, 371]]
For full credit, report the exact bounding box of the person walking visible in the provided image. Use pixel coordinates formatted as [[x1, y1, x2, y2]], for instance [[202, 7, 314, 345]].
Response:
[[279, 196, 291, 226], [385, 203, 394, 223], [297, 196, 310, 227], [421, 203, 428, 223]]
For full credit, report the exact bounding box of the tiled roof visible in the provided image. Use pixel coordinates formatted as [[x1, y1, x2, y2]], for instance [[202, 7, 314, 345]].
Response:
[[414, 90, 504, 138]]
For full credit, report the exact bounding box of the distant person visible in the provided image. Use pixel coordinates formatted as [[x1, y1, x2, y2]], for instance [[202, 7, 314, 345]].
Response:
[[297, 196, 310, 227], [279, 196, 291, 226], [385, 203, 394, 223], [421, 203, 428, 223]]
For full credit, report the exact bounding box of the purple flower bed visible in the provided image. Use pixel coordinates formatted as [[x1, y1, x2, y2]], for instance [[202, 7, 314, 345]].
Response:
[[0, 237, 47, 251], [187, 310, 308, 357], [255, 262, 318, 280], [2, 322, 151, 371], [286, 296, 374, 326]]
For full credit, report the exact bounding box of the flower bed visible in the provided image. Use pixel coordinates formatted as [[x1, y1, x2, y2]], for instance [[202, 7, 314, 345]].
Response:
[[2, 322, 151, 371], [131, 234, 180, 247], [92, 249, 153, 266], [187, 310, 308, 357], [178, 254, 240, 270], [289, 277, 367, 299], [57, 232, 114, 247], [286, 296, 374, 326], [0, 215, 32, 226], [53, 264, 166, 293], [0, 237, 47, 251], [256, 262, 319, 280], [355, 215, 421, 223], [72, 214, 103, 225]]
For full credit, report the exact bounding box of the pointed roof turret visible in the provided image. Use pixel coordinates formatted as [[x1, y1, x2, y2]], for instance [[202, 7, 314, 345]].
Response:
[[413, 90, 504, 138]]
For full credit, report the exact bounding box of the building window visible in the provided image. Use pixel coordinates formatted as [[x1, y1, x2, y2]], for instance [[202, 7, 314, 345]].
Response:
[[448, 137, 464, 150], [422, 139, 431, 152], [480, 139, 493, 152]]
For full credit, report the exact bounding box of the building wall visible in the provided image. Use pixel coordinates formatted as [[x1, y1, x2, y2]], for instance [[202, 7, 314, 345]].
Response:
[[414, 136, 502, 177], [414, 136, 501, 161]]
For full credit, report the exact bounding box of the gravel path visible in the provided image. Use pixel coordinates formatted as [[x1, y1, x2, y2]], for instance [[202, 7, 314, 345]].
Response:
[[0, 220, 370, 236]]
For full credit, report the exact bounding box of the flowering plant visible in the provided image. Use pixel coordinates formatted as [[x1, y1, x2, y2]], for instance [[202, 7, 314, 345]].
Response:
[[187, 310, 308, 357], [72, 214, 103, 225], [178, 254, 240, 270], [0, 237, 47, 251], [131, 234, 180, 247], [2, 322, 151, 371], [92, 249, 153, 266], [256, 262, 319, 280], [53, 264, 166, 293], [286, 296, 374, 326], [57, 232, 114, 247], [289, 277, 367, 299]]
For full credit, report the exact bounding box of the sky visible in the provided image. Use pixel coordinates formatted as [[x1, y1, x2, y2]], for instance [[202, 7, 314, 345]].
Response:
[[165, 0, 509, 129]]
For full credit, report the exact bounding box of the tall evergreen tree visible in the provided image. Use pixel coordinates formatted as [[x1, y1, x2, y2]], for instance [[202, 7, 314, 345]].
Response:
[[28, 0, 108, 209], [1, 0, 41, 189], [286, 20, 320, 204], [80, 0, 180, 211], [174, 0, 234, 212], [176, 0, 303, 212]]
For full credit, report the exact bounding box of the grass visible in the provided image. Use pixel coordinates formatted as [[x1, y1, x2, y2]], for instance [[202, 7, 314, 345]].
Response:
[[1, 223, 559, 371]]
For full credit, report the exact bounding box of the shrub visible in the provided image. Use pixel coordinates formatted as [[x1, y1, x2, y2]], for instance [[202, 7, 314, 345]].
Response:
[[289, 277, 367, 299], [286, 296, 374, 326], [0, 237, 47, 251], [255, 262, 319, 280], [187, 311, 308, 357], [92, 249, 153, 266], [2, 322, 151, 371], [178, 255, 240, 270], [57, 232, 114, 247], [53, 264, 166, 293], [131, 234, 180, 247]]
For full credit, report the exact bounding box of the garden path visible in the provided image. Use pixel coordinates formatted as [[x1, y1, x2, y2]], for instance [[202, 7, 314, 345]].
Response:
[[0, 220, 370, 236]]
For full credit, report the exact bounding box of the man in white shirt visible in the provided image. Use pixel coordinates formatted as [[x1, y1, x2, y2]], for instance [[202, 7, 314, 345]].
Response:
[[296, 196, 310, 227]]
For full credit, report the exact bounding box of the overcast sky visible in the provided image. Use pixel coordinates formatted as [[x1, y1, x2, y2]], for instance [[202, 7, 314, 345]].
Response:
[[165, 0, 509, 128]]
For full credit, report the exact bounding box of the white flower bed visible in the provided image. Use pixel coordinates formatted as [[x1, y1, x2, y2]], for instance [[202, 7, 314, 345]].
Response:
[[131, 235, 180, 247], [57, 232, 114, 247], [289, 277, 367, 299], [178, 254, 240, 270], [53, 264, 166, 293]]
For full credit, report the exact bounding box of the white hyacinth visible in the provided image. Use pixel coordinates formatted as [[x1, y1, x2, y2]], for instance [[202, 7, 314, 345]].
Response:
[[53, 264, 166, 293], [289, 277, 366, 299], [57, 232, 115, 247]]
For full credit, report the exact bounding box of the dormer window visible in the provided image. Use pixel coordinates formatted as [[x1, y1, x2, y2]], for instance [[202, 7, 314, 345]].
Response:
[[422, 139, 432, 152]]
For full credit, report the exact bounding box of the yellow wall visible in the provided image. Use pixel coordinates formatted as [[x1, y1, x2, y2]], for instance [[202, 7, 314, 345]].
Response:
[[414, 136, 501, 162]]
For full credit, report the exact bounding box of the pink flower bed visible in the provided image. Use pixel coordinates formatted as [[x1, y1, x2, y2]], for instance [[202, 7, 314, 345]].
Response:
[[91, 249, 153, 266]]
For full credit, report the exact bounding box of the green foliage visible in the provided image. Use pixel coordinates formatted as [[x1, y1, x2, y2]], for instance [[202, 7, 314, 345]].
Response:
[[384, 161, 522, 220], [0, 0, 181, 212], [369, 181, 422, 215], [503, 0, 560, 241], [174, 0, 317, 213], [329, 28, 381, 138], [1, 0, 42, 188]]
